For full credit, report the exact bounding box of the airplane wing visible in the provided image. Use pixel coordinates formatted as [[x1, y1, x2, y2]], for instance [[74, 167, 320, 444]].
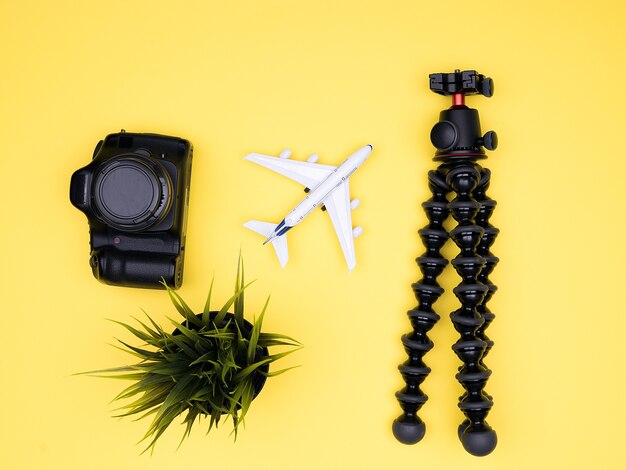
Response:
[[244, 153, 336, 189], [323, 181, 356, 271]]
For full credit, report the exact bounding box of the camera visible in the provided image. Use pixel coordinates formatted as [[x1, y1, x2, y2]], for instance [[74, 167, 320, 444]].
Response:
[[70, 131, 193, 289]]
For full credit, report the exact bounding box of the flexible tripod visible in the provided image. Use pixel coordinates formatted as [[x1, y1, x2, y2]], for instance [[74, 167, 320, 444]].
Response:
[[392, 70, 499, 457]]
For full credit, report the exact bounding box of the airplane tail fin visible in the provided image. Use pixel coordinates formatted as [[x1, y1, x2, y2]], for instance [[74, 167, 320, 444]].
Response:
[[243, 220, 289, 268]]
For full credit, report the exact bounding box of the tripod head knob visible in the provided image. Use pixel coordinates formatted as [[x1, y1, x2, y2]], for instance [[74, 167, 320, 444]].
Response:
[[480, 131, 498, 151], [430, 120, 457, 151]]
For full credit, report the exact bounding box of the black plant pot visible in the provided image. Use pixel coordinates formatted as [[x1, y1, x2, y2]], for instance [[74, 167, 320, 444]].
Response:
[[173, 311, 270, 409]]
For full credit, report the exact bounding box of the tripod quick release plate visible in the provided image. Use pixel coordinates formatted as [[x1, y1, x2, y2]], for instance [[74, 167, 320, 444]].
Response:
[[429, 70, 494, 98]]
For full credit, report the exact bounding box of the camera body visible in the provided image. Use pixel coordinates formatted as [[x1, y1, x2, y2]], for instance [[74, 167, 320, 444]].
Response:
[[70, 131, 193, 289]]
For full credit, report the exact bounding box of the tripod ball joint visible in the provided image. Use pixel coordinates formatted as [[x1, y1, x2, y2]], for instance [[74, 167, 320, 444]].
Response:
[[446, 165, 481, 195]]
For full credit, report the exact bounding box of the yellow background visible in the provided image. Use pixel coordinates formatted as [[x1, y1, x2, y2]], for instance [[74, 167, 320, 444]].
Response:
[[1, 1, 624, 468]]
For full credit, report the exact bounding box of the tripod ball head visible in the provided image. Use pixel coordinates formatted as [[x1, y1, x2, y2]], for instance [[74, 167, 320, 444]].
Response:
[[429, 70, 497, 160]]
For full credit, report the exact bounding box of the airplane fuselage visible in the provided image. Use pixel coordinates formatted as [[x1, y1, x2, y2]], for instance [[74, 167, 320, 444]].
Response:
[[245, 144, 373, 268], [273, 145, 372, 237]]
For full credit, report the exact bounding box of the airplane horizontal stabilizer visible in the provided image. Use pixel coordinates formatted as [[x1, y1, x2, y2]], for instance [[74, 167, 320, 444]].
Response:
[[243, 220, 289, 268]]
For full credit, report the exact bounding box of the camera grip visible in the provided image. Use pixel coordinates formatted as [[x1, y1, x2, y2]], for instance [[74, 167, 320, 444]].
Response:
[[91, 248, 181, 289], [70, 169, 92, 213]]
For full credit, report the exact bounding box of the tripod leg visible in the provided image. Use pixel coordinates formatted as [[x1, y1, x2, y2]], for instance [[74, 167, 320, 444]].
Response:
[[474, 168, 499, 377], [446, 163, 497, 457], [393, 169, 450, 445], [457, 167, 499, 431]]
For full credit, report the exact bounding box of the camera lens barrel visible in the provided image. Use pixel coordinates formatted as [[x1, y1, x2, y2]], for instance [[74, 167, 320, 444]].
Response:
[[92, 155, 173, 231]]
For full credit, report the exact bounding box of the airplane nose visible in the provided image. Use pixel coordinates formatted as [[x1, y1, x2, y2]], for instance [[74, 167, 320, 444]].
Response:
[[367, 144, 373, 150]]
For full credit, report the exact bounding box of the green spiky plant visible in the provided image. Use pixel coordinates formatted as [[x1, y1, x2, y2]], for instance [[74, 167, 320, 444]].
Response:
[[82, 256, 301, 453]]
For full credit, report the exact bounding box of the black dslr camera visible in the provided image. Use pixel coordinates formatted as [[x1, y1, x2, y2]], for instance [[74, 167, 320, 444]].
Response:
[[70, 131, 193, 289]]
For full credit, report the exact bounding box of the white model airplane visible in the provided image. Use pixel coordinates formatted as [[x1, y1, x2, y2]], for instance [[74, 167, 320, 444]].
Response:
[[243, 144, 373, 271]]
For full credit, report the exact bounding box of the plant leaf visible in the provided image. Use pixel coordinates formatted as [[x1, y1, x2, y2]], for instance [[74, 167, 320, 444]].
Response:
[[141, 403, 186, 455], [248, 296, 270, 363], [208, 403, 223, 433], [106, 318, 156, 344], [233, 320, 247, 361], [142, 309, 166, 337], [235, 347, 302, 381], [214, 281, 255, 326], [233, 357, 272, 382], [73, 365, 137, 376], [178, 406, 201, 449], [113, 382, 173, 417], [115, 339, 161, 360], [259, 365, 302, 377], [189, 351, 217, 366], [164, 284, 203, 328], [149, 374, 197, 431], [202, 276, 215, 321], [234, 253, 245, 329], [258, 332, 302, 347], [237, 378, 255, 431], [138, 361, 187, 378], [265, 347, 302, 363], [166, 317, 200, 344], [164, 334, 198, 359], [114, 374, 174, 402]]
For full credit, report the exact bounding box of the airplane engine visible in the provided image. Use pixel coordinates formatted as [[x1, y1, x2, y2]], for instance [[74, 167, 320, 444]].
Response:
[[279, 149, 292, 159], [350, 198, 360, 210], [352, 226, 363, 238], [307, 154, 319, 163]]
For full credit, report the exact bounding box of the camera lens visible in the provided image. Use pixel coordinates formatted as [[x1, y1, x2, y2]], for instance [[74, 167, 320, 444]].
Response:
[[92, 155, 172, 231]]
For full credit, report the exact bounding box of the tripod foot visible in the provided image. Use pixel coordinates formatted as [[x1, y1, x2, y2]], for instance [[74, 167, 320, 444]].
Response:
[[460, 425, 497, 456], [392, 415, 426, 444]]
